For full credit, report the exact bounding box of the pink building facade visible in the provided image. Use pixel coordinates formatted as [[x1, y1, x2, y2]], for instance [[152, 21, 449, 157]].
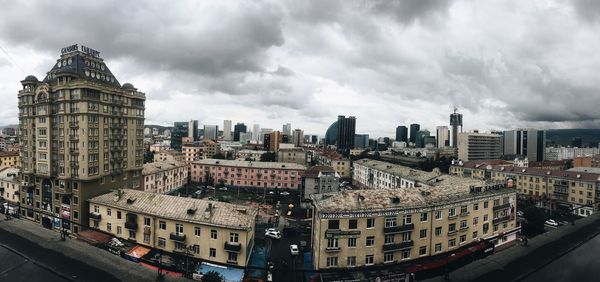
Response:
[[191, 159, 306, 190]]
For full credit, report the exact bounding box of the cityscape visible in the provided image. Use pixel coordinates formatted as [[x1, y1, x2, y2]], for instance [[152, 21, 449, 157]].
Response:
[[1, 1, 600, 282]]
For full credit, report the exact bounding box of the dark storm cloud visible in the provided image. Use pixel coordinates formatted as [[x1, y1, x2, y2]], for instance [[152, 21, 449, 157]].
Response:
[[368, 0, 453, 24], [572, 0, 600, 22]]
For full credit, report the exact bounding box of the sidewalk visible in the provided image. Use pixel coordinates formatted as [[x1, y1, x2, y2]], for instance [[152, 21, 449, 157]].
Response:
[[0, 218, 185, 282], [423, 213, 600, 282]]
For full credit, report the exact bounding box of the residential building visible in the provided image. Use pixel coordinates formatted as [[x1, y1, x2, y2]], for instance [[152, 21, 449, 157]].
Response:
[[154, 150, 186, 163], [458, 132, 502, 161], [292, 129, 304, 147], [409, 124, 420, 144], [545, 147, 600, 161], [354, 134, 369, 149], [573, 154, 600, 168], [258, 128, 272, 144], [502, 129, 546, 161], [141, 161, 188, 194], [190, 159, 306, 190], [301, 166, 340, 200], [203, 125, 219, 141], [182, 140, 221, 163], [0, 151, 19, 169], [310, 181, 518, 270], [233, 123, 247, 142], [277, 148, 307, 165], [0, 167, 20, 209], [236, 150, 267, 161], [171, 122, 189, 151], [436, 126, 450, 148], [188, 120, 199, 141], [223, 120, 232, 141], [311, 149, 351, 178], [88, 189, 256, 266], [396, 126, 408, 142], [17, 45, 145, 233], [264, 131, 286, 152], [239, 132, 253, 145], [450, 160, 600, 216], [336, 116, 356, 153], [149, 143, 170, 153]]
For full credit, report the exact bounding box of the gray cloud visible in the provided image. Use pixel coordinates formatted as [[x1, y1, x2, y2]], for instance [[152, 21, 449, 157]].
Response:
[[572, 0, 600, 22]]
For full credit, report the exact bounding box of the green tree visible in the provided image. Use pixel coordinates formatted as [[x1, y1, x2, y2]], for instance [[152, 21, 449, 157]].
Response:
[[202, 271, 224, 282], [522, 206, 545, 237], [260, 152, 277, 162], [143, 151, 155, 164], [212, 153, 226, 159]]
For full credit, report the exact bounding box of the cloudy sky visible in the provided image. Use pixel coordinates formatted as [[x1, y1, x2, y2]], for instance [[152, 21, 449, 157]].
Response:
[[0, 0, 599, 137]]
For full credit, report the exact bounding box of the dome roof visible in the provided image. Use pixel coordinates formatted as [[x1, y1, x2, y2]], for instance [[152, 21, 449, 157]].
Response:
[[122, 83, 135, 90], [22, 75, 39, 83]]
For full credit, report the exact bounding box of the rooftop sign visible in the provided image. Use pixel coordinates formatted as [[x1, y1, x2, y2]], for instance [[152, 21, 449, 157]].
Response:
[[60, 44, 101, 58]]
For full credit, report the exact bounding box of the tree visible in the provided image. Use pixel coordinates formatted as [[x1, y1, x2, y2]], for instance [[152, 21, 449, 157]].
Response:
[[143, 151, 155, 164], [202, 271, 224, 282], [522, 206, 545, 237], [260, 152, 277, 162], [244, 157, 254, 161], [373, 151, 381, 160], [212, 153, 225, 159]]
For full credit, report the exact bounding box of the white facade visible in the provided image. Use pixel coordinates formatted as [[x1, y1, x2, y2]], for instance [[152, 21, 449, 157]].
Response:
[[223, 120, 232, 141], [353, 162, 418, 189], [292, 129, 304, 147], [545, 147, 600, 161], [436, 126, 450, 148], [252, 124, 260, 141]]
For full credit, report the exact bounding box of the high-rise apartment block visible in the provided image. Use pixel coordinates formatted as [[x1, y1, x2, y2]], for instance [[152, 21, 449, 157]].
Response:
[[458, 132, 502, 161], [17, 44, 145, 233]]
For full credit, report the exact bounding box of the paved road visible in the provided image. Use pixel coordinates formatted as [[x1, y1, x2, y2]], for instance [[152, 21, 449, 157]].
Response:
[[0, 226, 120, 282]]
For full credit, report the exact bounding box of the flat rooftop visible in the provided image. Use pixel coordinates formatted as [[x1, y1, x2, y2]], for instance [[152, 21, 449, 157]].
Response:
[[194, 159, 306, 170], [142, 161, 186, 175], [89, 189, 257, 230]]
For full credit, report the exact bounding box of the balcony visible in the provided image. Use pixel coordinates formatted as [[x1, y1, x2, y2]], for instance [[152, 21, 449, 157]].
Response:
[[448, 214, 458, 220], [69, 148, 79, 154], [55, 185, 72, 195], [325, 246, 341, 252], [447, 229, 458, 236], [383, 223, 414, 234], [70, 135, 79, 141], [69, 122, 79, 128], [224, 242, 242, 253], [493, 203, 511, 211], [324, 230, 361, 239], [460, 212, 470, 217], [125, 221, 138, 230], [90, 212, 101, 221], [492, 215, 511, 225], [382, 240, 414, 252], [170, 232, 186, 242]]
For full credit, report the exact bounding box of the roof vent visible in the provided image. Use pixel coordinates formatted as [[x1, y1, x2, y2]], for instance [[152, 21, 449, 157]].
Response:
[[391, 197, 401, 204], [126, 198, 136, 204], [236, 208, 247, 214], [187, 208, 197, 215]]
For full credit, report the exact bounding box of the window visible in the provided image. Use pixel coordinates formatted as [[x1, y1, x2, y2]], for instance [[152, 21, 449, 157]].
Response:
[[460, 234, 466, 244], [348, 238, 357, 247], [473, 231, 478, 239], [367, 218, 375, 228], [366, 236, 375, 246], [328, 220, 340, 230], [326, 257, 338, 267], [473, 217, 479, 225], [384, 252, 394, 263], [448, 208, 457, 217], [192, 245, 200, 254], [420, 229, 427, 239], [435, 227, 442, 236], [484, 201, 489, 209], [435, 243, 442, 253], [117, 211, 122, 219], [158, 237, 165, 248], [460, 220, 467, 229], [117, 226, 122, 235], [384, 234, 395, 244], [483, 214, 488, 222], [347, 256, 356, 267], [228, 252, 238, 262], [94, 205, 99, 213], [385, 217, 397, 227], [401, 250, 410, 260], [327, 238, 339, 249], [209, 248, 216, 257], [419, 246, 427, 256], [211, 230, 217, 239], [144, 217, 150, 226], [420, 213, 428, 222], [483, 223, 489, 234], [107, 223, 112, 232], [143, 234, 150, 243], [401, 232, 411, 242], [348, 219, 358, 229], [448, 239, 456, 248], [448, 223, 456, 233], [129, 230, 136, 239], [460, 206, 468, 215], [403, 214, 412, 225], [435, 210, 442, 220], [365, 255, 374, 265], [473, 203, 479, 211], [195, 227, 201, 237], [230, 233, 239, 243]]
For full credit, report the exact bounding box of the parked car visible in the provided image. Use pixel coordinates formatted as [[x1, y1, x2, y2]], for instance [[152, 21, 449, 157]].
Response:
[[218, 186, 228, 191], [545, 219, 559, 227], [280, 191, 290, 196], [268, 191, 275, 195], [206, 186, 215, 190], [290, 244, 299, 255], [265, 230, 282, 239]]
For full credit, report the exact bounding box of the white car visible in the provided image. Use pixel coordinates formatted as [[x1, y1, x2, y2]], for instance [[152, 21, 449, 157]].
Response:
[[290, 244, 299, 255], [218, 187, 228, 191], [265, 230, 282, 239], [545, 219, 559, 227], [280, 191, 290, 196], [268, 191, 275, 195], [206, 186, 215, 190]]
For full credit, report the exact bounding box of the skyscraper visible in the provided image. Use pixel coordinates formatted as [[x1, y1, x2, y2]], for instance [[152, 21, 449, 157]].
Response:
[[458, 132, 502, 161], [282, 123, 291, 140], [336, 115, 356, 153], [17, 44, 145, 233], [233, 123, 247, 142], [188, 120, 199, 141], [503, 129, 546, 161], [409, 124, 420, 144], [436, 126, 450, 148], [416, 130, 430, 148], [203, 125, 218, 140], [252, 124, 260, 141], [292, 129, 304, 147], [354, 134, 369, 149], [396, 126, 408, 142], [171, 122, 189, 150], [450, 108, 463, 148], [223, 120, 232, 141]]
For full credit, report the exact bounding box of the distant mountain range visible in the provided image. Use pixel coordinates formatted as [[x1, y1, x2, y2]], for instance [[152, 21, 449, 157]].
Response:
[[546, 129, 600, 147]]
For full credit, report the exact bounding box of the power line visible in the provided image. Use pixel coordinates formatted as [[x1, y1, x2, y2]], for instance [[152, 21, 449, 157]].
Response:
[[0, 45, 27, 75]]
